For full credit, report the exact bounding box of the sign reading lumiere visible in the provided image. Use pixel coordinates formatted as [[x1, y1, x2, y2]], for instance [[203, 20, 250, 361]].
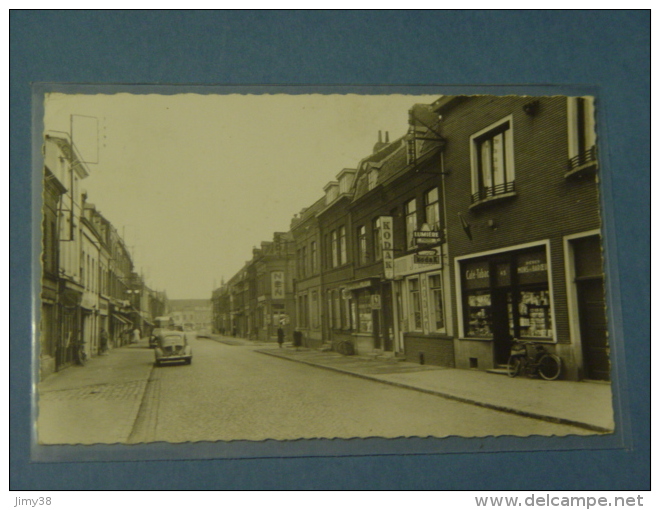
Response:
[[380, 216, 394, 279]]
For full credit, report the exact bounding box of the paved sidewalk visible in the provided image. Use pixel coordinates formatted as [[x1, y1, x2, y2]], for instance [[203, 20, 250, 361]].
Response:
[[257, 346, 615, 433], [37, 340, 155, 444]]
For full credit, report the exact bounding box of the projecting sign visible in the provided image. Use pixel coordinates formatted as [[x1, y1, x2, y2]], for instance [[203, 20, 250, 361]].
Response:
[[380, 216, 394, 279], [271, 271, 285, 299], [413, 230, 442, 245]]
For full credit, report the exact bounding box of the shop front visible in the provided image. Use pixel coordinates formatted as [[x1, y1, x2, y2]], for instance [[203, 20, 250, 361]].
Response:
[[455, 242, 556, 371], [393, 246, 453, 366], [349, 280, 391, 354]]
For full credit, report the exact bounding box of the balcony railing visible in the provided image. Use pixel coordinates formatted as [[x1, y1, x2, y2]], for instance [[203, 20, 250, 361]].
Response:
[[471, 181, 516, 204], [568, 146, 598, 171]]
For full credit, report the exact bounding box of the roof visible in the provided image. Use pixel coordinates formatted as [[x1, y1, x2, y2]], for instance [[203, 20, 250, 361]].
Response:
[[44, 134, 90, 179]]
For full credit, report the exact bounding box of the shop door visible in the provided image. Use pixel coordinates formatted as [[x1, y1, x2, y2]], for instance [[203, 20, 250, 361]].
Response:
[[578, 278, 609, 381], [491, 289, 513, 365]]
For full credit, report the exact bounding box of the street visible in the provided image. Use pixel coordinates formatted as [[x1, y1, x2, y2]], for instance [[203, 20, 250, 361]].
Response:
[[124, 335, 589, 443]]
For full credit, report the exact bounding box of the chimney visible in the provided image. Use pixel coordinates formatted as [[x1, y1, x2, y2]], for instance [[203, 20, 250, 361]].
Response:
[[373, 130, 389, 153]]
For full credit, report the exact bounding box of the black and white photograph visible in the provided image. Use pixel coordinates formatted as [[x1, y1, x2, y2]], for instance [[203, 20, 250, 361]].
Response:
[[36, 91, 615, 445]]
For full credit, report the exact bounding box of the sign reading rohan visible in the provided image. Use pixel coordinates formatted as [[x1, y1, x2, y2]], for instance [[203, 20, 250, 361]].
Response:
[[380, 216, 394, 279]]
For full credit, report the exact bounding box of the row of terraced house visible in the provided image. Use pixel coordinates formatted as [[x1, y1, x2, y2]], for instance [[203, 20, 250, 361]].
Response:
[[212, 94, 608, 381], [40, 134, 168, 380]]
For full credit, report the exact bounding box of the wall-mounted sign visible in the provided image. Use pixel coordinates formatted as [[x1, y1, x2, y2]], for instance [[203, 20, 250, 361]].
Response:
[[380, 216, 394, 279], [414, 249, 440, 265], [371, 294, 381, 310], [413, 224, 442, 245], [271, 271, 285, 299]]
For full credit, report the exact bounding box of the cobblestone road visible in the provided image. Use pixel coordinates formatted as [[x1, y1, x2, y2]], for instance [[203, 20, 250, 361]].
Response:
[[129, 337, 589, 443]]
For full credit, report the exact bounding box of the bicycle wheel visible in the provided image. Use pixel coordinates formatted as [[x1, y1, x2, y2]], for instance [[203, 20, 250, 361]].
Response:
[[538, 354, 561, 381], [507, 355, 521, 377]]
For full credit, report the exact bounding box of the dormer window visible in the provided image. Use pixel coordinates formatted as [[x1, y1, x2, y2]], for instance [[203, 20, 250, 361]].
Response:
[[368, 169, 378, 190], [337, 168, 356, 194], [323, 181, 339, 205]]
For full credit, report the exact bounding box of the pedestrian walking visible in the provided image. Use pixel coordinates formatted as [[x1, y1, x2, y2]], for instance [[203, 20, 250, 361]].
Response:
[[99, 328, 109, 355], [277, 326, 285, 348], [132, 327, 141, 344]]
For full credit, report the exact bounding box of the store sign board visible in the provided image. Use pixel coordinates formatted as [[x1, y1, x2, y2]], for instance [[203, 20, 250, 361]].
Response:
[[414, 249, 440, 265], [394, 249, 443, 277], [380, 216, 394, 279], [413, 230, 442, 245], [345, 279, 376, 291], [517, 250, 548, 285], [371, 294, 381, 310]]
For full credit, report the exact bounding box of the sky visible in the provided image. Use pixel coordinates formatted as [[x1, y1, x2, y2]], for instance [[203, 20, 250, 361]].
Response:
[[43, 92, 439, 299]]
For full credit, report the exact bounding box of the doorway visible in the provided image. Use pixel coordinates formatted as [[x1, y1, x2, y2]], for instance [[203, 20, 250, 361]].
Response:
[[577, 277, 609, 380], [491, 289, 513, 364]]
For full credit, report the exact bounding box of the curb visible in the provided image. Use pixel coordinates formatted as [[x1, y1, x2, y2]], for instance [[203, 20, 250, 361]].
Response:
[[256, 349, 612, 434]]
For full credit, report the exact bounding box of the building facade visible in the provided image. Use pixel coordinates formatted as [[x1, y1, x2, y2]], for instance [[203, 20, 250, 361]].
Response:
[[436, 95, 604, 381], [169, 299, 213, 331], [214, 94, 607, 381], [39, 134, 165, 379]]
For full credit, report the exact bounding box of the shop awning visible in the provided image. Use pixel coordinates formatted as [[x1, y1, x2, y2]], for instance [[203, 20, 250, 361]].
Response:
[[112, 313, 132, 325]]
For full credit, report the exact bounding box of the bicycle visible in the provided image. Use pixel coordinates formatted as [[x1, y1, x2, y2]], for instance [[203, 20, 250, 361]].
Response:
[[334, 339, 355, 356], [507, 339, 561, 380]]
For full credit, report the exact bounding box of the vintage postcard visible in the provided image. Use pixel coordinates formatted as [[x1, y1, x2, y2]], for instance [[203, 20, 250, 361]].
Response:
[[35, 91, 615, 447]]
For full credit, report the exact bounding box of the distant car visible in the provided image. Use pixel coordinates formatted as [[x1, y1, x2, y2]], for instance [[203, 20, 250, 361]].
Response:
[[154, 331, 192, 366], [197, 329, 212, 338]]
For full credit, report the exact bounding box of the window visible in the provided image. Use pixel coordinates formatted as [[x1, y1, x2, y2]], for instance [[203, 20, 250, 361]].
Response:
[[357, 225, 367, 265], [368, 169, 378, 190], [372, 218, 382, 261], [301, 245, 307, 278], [333, 290, 341, 329], [424, 188, 440, 230], [471, 117, 515, 203], [81, 251, 85, 285], [405, 198, 417, 250], [357, 291, 373, 333], [428, 274, 445, 332], [331, 230, 338, 268], [568, 97, 597, 171], [408, 278, 422, 330], [311, 291, 319, 329], [310, 241, 317, 274], [462, 249, 553, 339], [339, 226, 347, 265]]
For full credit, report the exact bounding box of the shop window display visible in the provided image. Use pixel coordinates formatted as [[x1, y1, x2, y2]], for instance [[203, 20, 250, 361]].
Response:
[[357, 292, 373, 333], [466, 290, 492, 337], [462, 248, 554, 340]]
